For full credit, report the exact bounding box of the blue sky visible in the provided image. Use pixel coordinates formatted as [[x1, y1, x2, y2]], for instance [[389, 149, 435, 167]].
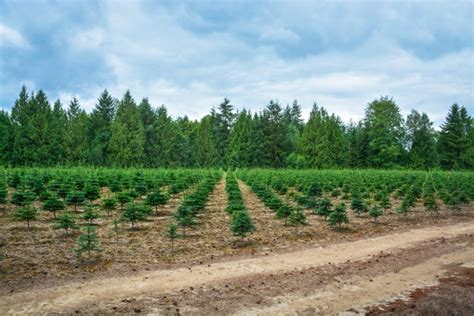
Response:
[[0, 0, 473, 125]]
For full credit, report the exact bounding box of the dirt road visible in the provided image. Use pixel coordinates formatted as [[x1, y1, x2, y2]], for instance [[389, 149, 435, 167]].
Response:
[[1, 221, 473, 315]]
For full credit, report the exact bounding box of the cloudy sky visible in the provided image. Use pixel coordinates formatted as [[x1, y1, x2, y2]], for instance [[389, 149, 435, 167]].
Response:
[[0, 0, 473, 125]]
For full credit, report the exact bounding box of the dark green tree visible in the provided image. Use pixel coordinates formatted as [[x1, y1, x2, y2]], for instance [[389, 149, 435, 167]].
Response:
[[75, 225, 101, 259], [54, 211, 78, 235], [364, 97, 404, 168], [66, 191, 86, 212], [230, 210, 255, 239], [166, 222, 178, 252], [109, 91, 144, 166], [13, 205, 38, 228], [88, 90, 115, 166], [328, 203, 349, 229], [406, 110, 437, 169], [42, 195, 65, 219]]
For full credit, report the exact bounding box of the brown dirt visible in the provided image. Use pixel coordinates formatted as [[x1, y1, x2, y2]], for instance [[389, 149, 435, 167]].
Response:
[[0, 221, 473, 315]]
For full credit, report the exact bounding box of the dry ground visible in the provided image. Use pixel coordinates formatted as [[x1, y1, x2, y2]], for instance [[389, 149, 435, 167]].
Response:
[[0, 176, 473, 314]]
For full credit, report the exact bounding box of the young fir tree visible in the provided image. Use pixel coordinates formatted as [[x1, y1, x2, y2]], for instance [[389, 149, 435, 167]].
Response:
[[84, 184, 100, 201], [287, 207, 308, 235], [13, 206, 38, 228], [121, 202, 147, 229], [230, 210, 255, 239], [75, 225, 101, 259], [66, 191, 86, 212], [11, 189, 35, 206], [116, 191, 132, 211], [146, 190, 169, 215], [398, 186, 417, 219], [42, 195, 65, 219], [369, 205, 383, 222], [102, 197, 117, 216], [379, 190, 392, 210], [54, 211, 78, 235], [422, 175, 439, 215], [315, 197, 332, 220], [0, 184, 7, 204], [351, 195, 368, 216], [166, 222, 178, 252], [82, 205, 100, 225], [174, 206, 196, 237], [276, 204, 293, 225], [328, 203, 349, 229]]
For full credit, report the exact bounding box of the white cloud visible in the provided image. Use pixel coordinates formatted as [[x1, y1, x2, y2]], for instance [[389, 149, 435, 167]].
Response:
[[0, 23, 29, 48], [73, 27, 105, 50]]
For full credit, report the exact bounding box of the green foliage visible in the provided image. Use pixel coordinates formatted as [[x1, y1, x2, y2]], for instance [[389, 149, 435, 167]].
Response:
[[42, 195, 65, 219], [351, 196, 368, 216], [287, 207, 308, 233], [315, 198, 332, 220], [54, 211, 78, 235], [276, 204, 293, 224], [0, 185, 6, 204], [369, 206, 383, 222], [146, 190, 169, 214], [102, 197, 117, 216], [230, 210, 255, 238], [328, 203, 349, 228], [166, 222, 178, 251], [11, 189, 35, 206], [82, 205, 100, 225], [121, 202, 148, 228], [66, 191, 86, 211], [13, 205, 38, 228], [75, 225, 101, 258]]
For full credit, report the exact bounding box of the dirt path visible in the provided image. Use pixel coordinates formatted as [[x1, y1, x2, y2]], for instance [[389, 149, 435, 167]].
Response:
[[237, 248, 474, 315], [1, 220, 473, 315]]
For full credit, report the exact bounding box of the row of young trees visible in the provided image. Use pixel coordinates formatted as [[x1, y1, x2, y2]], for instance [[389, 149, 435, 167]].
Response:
[[0, 87, 472, 169]]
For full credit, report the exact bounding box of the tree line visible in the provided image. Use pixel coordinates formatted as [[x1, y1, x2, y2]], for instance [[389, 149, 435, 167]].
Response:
[[0, 86, 472, 169]]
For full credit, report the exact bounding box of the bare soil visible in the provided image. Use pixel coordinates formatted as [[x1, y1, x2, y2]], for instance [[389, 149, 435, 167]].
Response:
[[0, 176, 473, 314]]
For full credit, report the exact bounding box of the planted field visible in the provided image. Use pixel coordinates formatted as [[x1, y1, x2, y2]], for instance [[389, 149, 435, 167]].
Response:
[[0, 168, 473, 314]]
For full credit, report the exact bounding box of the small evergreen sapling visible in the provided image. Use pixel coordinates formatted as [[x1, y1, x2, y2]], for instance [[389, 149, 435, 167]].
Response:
[[13, 206, 38, 228], [0, 183, 7, 204], [11, 189, 35, 206], [230, 210, 255, 239], [276, 204, 292, 225], [75, 225, 101, 259], [369, 205, 383, 222], [315, 198, 332, 220], [146, 190, 169, 215], [66, 191, 86, 212], [82, 205, 100, 225], [42, 195, 65, 219], [54, 211, 78, 235], [102, 197, 117, 216], [116, 191, 132, 211], [121, 202, 147, 229], [175, 206, 196, 237], [328, 203, 349, 229], [287, 207, 308, 235], [422, 176, 439, 215], [351, 196, 368, 216], [166, 222, 178, 252]]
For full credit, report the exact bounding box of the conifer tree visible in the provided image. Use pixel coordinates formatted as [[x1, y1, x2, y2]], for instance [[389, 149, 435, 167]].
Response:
[[315, 198, 332, 220], [166, 222, 178, 252], [75, 225, 101, 259], [66, 191, 86, 212], [422, 174, 439, 215], [276, 204, 293, 225], [88, 90, 115, 166], [54, 211, 78, 235], [121, 202, 147, 228], [146, 190, 169, 215], [328, 203, 349, 229], [82, 205, 100, 225], [175, 206, 196, 237], [230, 210, 255, 239], [42, 195, 65, 219], [287, 207, 307, 234], [109, 91, 144, 166], [406, 110, 437, 169], [369, 205, 383, 222], [13, 206, 38, 228], [102, 197, 117, 216]]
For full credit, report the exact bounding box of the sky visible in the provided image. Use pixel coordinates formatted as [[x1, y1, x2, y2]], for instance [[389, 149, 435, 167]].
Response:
[[0, 0, 473, 125]]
